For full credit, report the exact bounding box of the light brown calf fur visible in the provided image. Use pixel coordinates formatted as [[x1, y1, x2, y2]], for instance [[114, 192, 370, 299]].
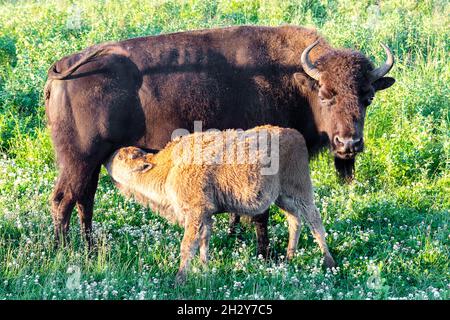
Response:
[[105, 125, 335, 283]]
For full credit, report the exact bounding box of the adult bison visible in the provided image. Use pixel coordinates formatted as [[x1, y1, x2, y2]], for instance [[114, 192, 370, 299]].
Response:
[[45, 25, 395, 253]]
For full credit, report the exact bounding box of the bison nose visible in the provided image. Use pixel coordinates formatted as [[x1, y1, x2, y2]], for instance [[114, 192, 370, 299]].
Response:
[[333, 136, 363, 153]]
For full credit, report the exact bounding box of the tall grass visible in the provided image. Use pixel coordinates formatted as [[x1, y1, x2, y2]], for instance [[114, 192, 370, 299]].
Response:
[[0, 0, 448, 299]]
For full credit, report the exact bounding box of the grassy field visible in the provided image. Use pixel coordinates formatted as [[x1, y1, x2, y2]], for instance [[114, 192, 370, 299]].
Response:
[[0, 0, 449, 300]]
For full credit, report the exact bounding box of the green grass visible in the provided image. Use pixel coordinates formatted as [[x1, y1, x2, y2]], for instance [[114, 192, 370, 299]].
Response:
[[0, 0, 449, 300]]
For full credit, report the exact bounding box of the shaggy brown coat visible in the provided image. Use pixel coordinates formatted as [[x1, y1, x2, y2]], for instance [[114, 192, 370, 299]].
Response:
[[105, 125, 335, 283], [45, 25, 395, 255]]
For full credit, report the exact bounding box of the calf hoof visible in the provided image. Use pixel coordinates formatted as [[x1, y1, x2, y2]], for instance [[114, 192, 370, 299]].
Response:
[[286, 249, 296, 261], [228, 229, 245, 241], [324, 255, 336, 269], [228, 227, 237, 237], [175, 272, 187, 286], [200, 256, 209, 266]]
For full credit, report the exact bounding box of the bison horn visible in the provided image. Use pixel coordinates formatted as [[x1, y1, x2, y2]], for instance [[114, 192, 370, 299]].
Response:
[[301, 40, 321, 81], [369, 43, 394, 81]]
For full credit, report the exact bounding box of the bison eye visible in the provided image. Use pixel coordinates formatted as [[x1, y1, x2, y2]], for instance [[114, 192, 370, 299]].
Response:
[[319, 95, 335, 106]]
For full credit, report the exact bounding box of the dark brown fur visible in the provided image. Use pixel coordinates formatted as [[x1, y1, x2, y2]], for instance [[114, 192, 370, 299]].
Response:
[[45, 25, 395, 250]]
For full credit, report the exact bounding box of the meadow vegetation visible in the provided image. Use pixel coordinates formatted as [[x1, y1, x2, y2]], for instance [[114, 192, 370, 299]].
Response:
[[0, 0, 448, 299]]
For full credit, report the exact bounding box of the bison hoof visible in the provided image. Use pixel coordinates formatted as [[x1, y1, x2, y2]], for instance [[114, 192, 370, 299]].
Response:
[[256, 248, 270, 260], [53, 235, 70, 249]]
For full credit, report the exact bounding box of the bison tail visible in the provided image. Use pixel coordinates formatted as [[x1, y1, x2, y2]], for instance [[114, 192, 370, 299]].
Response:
[[47, 48, 107, 80]]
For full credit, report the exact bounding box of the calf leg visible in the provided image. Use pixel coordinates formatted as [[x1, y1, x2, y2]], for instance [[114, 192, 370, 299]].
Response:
[[276, 197, 302, 260], [76, 165, 101, 249], [277, 196, 334, 267], [229, 210, 270, 259], [199, 216, 213, 265], [228, 213, 240, 236], [176, 215, 202, 284], [301, 204, 335, 269], [252, 209, 270, 258], [285, 212, 302, 260]]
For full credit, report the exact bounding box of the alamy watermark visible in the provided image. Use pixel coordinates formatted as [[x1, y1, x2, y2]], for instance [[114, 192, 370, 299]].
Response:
[[170, 121, 280, 175], [66, 265, 81, 291], [66, 4, 83, 30], [366, 263, 387, 291]]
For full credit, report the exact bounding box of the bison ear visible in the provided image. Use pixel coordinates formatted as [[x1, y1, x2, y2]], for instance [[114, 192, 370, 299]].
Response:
[[372, 77, 395, 91], [294, 72, 315, 91]]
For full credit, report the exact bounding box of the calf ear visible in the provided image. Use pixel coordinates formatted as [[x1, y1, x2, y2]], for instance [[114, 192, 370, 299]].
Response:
[[140, 163, 153, 173], [133, 162, 153, 173], [372, 77, 395, 91], [294, 72, 315, 91]]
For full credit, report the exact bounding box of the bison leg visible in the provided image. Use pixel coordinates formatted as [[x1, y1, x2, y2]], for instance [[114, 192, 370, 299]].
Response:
[[252, 209, 270, 259], [51, 164, 89, 245], [51, 180, 76, 246], [76, 165, 101, 249], [176, 214, 202, 284], [51, 158, 100, 247]]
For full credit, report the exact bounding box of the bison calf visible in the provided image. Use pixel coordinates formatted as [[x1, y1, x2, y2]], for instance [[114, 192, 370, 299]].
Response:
[[105, 125, 335, 283]]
